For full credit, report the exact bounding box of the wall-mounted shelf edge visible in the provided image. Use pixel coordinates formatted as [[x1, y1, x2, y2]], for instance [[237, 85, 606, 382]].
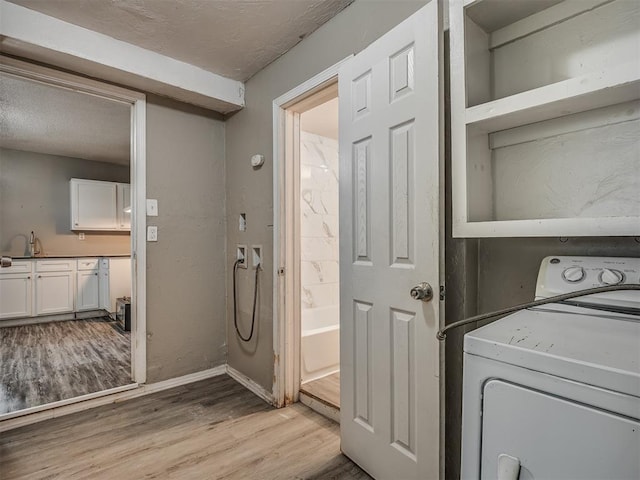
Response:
[[453, 216, 640, 239], [465, 63, 640, 133]]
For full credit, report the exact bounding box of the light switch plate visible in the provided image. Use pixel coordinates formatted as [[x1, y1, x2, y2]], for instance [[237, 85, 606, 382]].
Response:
[[147, 199, 158, 216], [147, 226, 158, 242]]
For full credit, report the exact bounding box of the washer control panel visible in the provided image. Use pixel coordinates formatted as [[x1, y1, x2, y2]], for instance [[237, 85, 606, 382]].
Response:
[[536, 256, 640, 308]]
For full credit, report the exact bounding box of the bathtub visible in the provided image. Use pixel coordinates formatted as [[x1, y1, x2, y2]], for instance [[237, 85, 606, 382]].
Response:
[[301, 306, 340, 383]]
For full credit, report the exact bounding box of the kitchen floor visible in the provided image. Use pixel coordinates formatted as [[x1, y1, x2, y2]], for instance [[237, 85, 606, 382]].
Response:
[[301, 372, 340, 408], [1, 375, 370, 480], [0, 317, 131, 414]]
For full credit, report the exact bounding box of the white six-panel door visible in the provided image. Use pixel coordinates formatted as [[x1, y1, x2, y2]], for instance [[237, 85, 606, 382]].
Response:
[[339, 2, 441, 479]]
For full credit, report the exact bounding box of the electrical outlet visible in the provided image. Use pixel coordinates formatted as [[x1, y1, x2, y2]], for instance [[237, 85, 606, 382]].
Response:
[[78, 232, 85, 240], [147, 226, 158, 242], [239, 213, 246, 232], [251, 245, 262, 269], [236, 245, 247, 268]]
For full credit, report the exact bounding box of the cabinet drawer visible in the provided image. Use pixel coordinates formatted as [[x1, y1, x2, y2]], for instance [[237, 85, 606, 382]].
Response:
[[0, 261, 33, 275], [36, 259, 74, 272], [77, 258, 100, 271], [99, 258, 109, 270]]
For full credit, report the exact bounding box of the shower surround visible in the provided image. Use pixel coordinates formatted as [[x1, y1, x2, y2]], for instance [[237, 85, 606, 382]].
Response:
[[299, 130, 340, 383]]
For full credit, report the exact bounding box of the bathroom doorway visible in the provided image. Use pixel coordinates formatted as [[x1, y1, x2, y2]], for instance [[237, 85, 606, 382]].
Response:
[[298, 96, 340, 410], [272, 61, 346, 413]]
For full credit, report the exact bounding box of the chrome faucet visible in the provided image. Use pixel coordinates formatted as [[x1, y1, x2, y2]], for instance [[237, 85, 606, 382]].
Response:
[[29, 231, 41, 257]]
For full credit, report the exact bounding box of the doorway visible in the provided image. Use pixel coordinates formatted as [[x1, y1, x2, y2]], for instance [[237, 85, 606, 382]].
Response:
[[0, 56, 146, 418], [272, 59, 348, 411], [298, 96, 340, 409]]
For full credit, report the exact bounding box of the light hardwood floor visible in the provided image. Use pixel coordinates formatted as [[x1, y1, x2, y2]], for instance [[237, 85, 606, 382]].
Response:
[[0, 374, 370, 480], [0, 317, 131, 414], [301, 372, 340, 408]]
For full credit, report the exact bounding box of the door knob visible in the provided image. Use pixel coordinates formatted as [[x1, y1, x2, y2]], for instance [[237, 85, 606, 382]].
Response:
[[410, 282, 433, 302]]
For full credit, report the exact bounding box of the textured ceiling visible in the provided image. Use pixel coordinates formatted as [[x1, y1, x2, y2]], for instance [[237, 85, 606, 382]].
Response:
[[8, 0, 354, 82], [0, 73, 130, 164]]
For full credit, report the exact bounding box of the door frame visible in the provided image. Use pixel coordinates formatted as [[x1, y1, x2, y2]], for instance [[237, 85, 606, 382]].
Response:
[[0, 57, 147, 386], [272, 57, 351, 407]]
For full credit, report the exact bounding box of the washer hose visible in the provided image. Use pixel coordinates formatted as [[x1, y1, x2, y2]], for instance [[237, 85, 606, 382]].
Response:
[[233, 258, 260, 342], [436, 284, 640, 341]]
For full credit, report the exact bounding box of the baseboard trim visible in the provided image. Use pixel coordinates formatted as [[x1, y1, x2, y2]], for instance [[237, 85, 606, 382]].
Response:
[[226, 365, 275, 405], [299, 391, 340, 424], [0, 365, 227, 432], [0, 310, 110, 328]]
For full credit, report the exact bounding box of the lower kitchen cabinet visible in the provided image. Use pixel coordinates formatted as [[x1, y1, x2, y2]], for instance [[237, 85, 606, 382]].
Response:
[[0, 257, 130, 320], [0, 273, 33, 319], [76, 269, 101, 311], [35, 271, 74, 316]]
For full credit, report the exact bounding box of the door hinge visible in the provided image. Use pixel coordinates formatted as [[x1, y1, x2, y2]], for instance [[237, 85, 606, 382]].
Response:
[[439, 285, 445, 301], [278, 267, 285, 276]]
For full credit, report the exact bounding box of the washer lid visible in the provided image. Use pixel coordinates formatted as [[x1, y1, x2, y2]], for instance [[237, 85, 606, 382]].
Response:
[[464, 306, 640, 398]]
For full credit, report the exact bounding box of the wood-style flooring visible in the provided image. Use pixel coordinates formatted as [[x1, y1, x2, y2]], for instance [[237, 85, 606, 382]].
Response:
[[0, 375, 370, 480], [0, 317, 131, 414], [301, 372, 340, 408]]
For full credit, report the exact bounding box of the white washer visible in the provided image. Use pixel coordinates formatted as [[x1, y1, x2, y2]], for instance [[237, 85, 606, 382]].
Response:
[[461, 256, 640, 479]]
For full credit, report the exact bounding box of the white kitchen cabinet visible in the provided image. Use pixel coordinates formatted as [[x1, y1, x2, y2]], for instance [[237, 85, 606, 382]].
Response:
[[76, 259, 100, 311], [70, 178, 131, 232], [70, 178, 118, 231], [0, 257, 128, 320], [116, 183, 131, 230], [450, 0, 640, 237], [0, 261, 33, 319], [35, 271, 74, 315], [35, 259, 74, 315]]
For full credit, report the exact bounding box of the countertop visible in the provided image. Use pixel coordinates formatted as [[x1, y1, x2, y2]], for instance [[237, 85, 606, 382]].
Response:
[[3, 254, 131, 260]]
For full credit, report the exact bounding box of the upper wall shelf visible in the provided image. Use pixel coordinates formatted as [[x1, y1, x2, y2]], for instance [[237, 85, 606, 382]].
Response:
[[465, 63, 640, 133], [450, 0, 640, 238]]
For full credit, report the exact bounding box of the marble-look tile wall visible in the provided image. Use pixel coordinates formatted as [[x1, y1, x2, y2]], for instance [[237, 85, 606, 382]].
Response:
[[300, 131, 339, 326]]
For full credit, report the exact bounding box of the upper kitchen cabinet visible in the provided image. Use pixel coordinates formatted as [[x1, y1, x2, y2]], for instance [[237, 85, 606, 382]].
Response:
[[450, 0, 640, 237], [70, 178, 131, 231], [116, 183, 131, 230]]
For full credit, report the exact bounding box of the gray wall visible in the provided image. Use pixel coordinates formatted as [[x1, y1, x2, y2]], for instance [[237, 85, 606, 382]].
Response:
[[0, 148, 130, 257], [227, 3, 640, 477], [225, 0, 426, 396], [476, 237, 640, 312], [145, 96, 227, 383]]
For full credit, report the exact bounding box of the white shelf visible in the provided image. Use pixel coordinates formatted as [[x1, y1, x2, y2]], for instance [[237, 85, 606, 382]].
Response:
[[465, 63, 640, 133], [453, 217, 640, 239], [488, 0, 610, 49], [450, 0, 640, 238]]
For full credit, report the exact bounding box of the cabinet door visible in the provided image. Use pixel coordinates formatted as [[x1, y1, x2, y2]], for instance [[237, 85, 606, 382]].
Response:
[[36, 272, 74, 315], [0, 274, 32, 319], [116, 183, 131, 230], [70, 179, 118, 230], [76, 270, 100, 311]]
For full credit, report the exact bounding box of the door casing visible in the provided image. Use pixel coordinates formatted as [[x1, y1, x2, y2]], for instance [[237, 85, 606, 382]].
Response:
[[272, 57, 351, 407]]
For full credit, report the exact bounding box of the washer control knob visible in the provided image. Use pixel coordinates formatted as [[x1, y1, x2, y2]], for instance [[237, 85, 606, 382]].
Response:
[[600, 268, 624, 285], [562, 266, 585, 283]]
